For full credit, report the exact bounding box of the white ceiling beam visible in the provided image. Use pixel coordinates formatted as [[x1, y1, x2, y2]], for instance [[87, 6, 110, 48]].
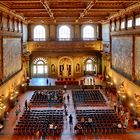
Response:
[[77, 0, 98, 22], [40, 0, 54, 20]]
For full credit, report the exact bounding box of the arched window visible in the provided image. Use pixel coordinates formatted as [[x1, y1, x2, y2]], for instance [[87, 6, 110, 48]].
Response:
[[59, 25, 70, 40], [33, 58, 48, 77], [34, 25, 45, 41], [83, 25, 94, 40], [86, 59, 93, 71]]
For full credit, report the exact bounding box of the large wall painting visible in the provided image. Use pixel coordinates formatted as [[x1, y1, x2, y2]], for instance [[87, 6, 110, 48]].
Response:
[[112, 36, 132, 78], [3, 38, 21, 80], [135, 36, 140, 81]]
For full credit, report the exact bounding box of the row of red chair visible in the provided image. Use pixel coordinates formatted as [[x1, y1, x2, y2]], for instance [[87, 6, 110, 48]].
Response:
[[55, 80, 79, 85]]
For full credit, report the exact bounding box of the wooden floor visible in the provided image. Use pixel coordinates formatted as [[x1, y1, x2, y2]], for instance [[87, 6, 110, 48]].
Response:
[[1, 78, 140, 140]]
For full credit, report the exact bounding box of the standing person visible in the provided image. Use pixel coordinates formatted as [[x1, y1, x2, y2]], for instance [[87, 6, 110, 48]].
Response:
[[64, 84, 67, 92], [93, 77, 95, 86], [90, 78, 92, 85], [63, 96, 65, 102], [15, 108, 19, 119], [46, 78, 49, 85], [65, 110, 68, 120], [124, 117, 129, 128], [69, 114, 73, 125], [28, 102, 31, 111], [74, 102, 77, 110], [114, 101, 117, 112], [64, 103, 67, 111], [67, 94, 70, 102], [18, 104, 21, 113], [25, 100, 28, 110]]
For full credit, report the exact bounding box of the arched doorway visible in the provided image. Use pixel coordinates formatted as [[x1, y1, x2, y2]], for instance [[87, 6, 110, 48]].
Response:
[[84, 58, 97, 76], [32, 58, 48, 77], [58, 57, 73, 77]]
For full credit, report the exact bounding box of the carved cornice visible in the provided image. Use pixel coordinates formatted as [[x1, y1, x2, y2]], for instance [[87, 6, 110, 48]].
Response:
[[109, 2, 140, 20], [0, 4, 27, 24], [111, 28, 140, 36]]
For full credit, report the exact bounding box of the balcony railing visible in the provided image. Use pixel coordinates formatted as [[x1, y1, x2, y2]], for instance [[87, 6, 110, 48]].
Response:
[[33, 38, 47, 41], [31, 38, 100, 42]]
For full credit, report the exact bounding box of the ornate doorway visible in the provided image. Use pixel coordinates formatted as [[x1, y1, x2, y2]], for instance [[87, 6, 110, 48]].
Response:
[[58, 57, 73, 77], [32, 57, 48, 78], [84, 58, 97, 76]]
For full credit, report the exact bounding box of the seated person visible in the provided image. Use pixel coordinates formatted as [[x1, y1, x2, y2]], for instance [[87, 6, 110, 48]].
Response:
[[49, 123, 54, 129], [117, 123, 122, 129], [41, 90, 46, 96], [0, 123, 4, 131], [54, 124, 58, 129], [133, 119, 138, 129], [113, 123, 117, 128], [74, 124, 82, 134], [88, 117, 92, 123], [137, 117, 140, 128], [81, 117, 85, 123]]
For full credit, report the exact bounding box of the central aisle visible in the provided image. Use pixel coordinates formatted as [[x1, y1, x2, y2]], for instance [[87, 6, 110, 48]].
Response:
[[61, 90, 76, 140]]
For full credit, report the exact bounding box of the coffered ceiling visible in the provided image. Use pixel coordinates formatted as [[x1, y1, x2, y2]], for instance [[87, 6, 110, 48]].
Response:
[[0, 0, 139, 24]]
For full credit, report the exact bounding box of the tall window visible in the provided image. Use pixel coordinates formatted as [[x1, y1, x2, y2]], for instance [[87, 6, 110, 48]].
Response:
[[121, 21, 125, 29], [34, 25, 45, 41], [33, 58, 48, 77], [111, 22, 115, 31], [59, 25, 70, 40], [136, 17, 140, 26], [83, 25, 94, 40], [86, 59, 93, 71], [127, 19, 132, 28]]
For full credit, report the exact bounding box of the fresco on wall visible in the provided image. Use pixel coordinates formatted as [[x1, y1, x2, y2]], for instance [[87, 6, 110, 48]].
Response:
[[3, 38, 21, 80], [112, 36, 132, 78], [135, 37, 140, 81]]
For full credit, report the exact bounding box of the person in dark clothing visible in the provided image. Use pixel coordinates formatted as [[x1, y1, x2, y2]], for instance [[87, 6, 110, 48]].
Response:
[[69, 114, 73, 125], [25, 100, 28, 110], [64, 103, 67, 111], [67, 94, 70, 102], [65, 109, 68, 116], [46, 78, 49, 85]]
